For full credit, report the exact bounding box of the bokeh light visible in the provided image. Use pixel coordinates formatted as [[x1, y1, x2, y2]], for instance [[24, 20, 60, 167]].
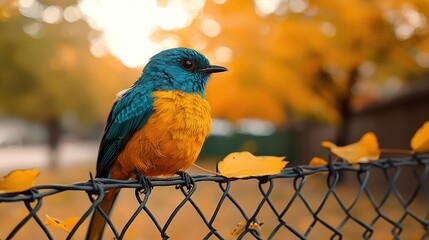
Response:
[[200, 17, 222, 37], [63, 5, 81, 23], [214, 46, 233, 63], [78, 0, 206, 67]]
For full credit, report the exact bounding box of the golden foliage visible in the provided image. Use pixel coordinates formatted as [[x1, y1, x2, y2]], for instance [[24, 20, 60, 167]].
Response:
[[309, 157, 329, 167], [207, 79, 286, 124], [45, 215, 80, 234], [230, 221, 262, 237], [217, 151, 288, 178], [322, 132, 380, 163], [166, 0, 429, 125], [0, 168, 40, 193], [411, 121, 429, 153]]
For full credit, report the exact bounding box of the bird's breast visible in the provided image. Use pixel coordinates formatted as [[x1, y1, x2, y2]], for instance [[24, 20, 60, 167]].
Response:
[[114, 90, 211, 178]]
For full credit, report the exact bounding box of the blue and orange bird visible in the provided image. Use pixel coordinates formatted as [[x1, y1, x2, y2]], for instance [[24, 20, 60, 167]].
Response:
[[86, 48, 227, 239]]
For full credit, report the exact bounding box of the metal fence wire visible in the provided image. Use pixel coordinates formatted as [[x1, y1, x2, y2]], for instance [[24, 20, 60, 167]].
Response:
[[1, 155, 429, 240]]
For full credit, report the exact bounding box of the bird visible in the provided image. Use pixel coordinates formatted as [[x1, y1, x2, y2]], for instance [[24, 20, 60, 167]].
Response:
[[86, 47, 227, 240]]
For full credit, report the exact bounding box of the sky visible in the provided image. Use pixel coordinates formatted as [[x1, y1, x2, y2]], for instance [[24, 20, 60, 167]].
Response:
[[78, 0, 207, 67]]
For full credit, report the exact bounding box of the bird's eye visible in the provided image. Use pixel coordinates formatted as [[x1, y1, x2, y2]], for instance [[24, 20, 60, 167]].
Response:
[[180, 59, 195, 71]]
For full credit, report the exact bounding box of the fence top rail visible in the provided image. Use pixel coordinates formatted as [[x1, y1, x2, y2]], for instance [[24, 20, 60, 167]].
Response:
[[1, 155, 428, 203], [1, 154, 428, 240]]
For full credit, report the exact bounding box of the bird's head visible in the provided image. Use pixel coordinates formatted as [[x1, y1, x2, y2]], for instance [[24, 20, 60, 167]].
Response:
[[138, 48, 227, 95]]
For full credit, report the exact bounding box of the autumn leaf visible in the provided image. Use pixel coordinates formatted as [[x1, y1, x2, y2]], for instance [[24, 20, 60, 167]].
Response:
[[0, 168, 40, 193], [309, 157, 328, 167], [45, 215, 80, 233], [411, 121, 429, 153], [230, 221, 262, 237], [217, 151, 288, 178], [321, 132, 380, 164]]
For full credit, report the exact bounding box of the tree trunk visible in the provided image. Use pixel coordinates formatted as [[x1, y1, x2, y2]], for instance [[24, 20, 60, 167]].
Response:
[[335, 67, 359, 146], [46, 117, 61, 169]]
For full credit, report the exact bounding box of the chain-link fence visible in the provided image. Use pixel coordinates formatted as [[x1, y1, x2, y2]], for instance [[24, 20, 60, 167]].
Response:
[[1, 155, 428, 239]]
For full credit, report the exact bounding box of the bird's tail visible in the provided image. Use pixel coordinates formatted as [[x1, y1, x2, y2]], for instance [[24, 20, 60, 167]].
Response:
[[86, 189, 120, 240]]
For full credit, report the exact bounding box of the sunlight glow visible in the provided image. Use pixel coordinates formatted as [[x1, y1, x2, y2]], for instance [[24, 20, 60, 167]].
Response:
[[18, 0, 35, 8], [254, 0, 307, 16], [320, 21, 336, 37], [289, 0, 307, 13], [18, 0, 43, 19], [79, 0, 206, 68], [215, 46, 233, 63], [23, 22, 43, 38], [254, 0, 281, 16], [200, 17, 222, 37], [63, 6, 81, 23], [383, 3, 427, 41], [212, 0, 227, 4], [416, 51, 429, 68], [89, 38, 108, 58], [42, 6, 62, 24]]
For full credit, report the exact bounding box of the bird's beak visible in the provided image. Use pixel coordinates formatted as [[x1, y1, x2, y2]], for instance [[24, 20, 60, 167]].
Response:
[[200, 65, 228, 74]]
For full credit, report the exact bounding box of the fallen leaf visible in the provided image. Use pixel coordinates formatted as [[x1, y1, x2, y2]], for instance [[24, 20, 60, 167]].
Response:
[[45, 215, 80, 233], [411, 121, 429, 153], [321, 132, 380, 164], [309, 157, 328, 166], [217, 151, 288, 178], [321, 141, 334, 148], [230, 221, 262, 237], [0, 168, 40, 193]]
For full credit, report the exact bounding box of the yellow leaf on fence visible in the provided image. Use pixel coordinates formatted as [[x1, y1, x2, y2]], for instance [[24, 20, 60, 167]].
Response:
[[321, 141, 335, 148], [217, 151, 288, 178], [45, 215, 80, 233], [0, 168, 40, 193], [411, 121, 429, 153], [309, 157, 328, 166], [321, 132, 380, 164], [230, 221, 262, 237]]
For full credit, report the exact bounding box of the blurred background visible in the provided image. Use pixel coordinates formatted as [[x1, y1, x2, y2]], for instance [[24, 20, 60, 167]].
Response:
[[1, 0, 429, 172], [2, 1, 429, 239]]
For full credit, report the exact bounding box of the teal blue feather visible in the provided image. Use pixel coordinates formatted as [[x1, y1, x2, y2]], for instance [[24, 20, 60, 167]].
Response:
[[139, 47, 211, 96], [96, 88, 153, 178]]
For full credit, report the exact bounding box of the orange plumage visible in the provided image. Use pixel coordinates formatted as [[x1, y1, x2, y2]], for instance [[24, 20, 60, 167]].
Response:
[[87, 91, 212, 240], [110, 90, 211, 180]]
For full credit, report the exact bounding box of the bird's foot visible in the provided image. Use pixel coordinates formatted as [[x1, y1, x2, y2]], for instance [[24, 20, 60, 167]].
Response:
[[133, 171, 153, 194], [175, 171, 194, 191]]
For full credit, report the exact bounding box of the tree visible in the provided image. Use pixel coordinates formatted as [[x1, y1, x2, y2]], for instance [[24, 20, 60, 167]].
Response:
[[162, 0, 429, 143], [0, 0, 137, 167]]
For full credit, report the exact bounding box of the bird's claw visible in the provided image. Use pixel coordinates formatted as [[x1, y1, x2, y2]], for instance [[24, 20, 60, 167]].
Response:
[[175, 171, 194, 191], [134, 171, 153, 194]]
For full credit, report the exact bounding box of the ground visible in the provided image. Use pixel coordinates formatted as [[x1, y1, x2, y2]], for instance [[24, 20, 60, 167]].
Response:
[[0, 159, 427, 239]]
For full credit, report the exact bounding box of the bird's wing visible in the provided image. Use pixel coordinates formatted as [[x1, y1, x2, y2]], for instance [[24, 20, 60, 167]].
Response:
[[96, 88, 154, 178]]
